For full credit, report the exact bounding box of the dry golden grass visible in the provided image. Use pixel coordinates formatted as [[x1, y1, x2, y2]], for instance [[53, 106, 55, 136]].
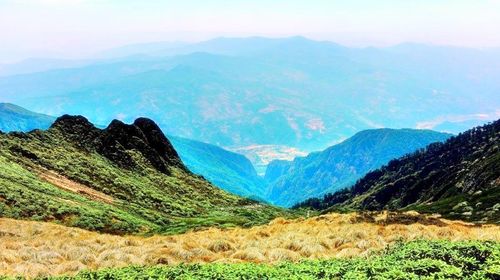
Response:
[[1, 211, 499, 278]]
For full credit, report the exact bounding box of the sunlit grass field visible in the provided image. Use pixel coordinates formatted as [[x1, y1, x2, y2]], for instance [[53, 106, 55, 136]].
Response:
[[1, 211, 498, 278]]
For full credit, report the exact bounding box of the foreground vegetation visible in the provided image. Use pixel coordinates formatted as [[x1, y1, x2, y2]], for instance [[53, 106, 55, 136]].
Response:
[[1, 212, 499, 278], [20, 240, 499, 279]]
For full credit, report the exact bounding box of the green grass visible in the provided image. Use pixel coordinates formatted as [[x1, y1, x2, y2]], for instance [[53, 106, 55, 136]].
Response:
[[0, 127, 296, 235], [39, 240, 500, 280]]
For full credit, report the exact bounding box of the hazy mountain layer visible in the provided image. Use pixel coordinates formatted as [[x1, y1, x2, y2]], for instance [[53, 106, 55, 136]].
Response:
[[2, 37, 499, 166], [0, 103, 55, 132]]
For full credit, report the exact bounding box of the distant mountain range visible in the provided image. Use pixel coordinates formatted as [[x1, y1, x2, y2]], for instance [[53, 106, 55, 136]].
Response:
[[2, 37, 499, 167], [265, 129, 452, 206], [0, 103, 55, 132], [296, 119, 500, 223]]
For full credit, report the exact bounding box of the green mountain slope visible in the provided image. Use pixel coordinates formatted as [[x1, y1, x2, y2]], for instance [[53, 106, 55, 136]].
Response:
[[266, 129, 451, 207], [169, 136, 267, 200], [295, 120, 500, 223], [0, 103, 268, 200], [0, 103, 55, 132], [0, 115, 288, 235]]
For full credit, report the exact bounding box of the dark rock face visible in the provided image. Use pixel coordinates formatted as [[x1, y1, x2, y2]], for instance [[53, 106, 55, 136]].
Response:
[[133, 118, 183, 168], [51, 115, 101, 146], [50, 115, 185, 174]]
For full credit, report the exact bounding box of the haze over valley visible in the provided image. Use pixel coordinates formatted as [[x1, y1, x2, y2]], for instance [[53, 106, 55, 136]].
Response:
[[1, 37, 499, 174]]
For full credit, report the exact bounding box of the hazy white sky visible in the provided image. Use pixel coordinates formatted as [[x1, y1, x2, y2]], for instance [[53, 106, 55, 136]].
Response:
[[1, 0, 500, 62]]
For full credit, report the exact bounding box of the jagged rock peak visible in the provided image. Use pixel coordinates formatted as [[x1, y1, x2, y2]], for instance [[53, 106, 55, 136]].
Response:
[[133, 117, 182, 163], [101, 117, 185, 173], [51, 115, 96, 131], [50, 115, 186, 173], [50, 115, 101, 145]]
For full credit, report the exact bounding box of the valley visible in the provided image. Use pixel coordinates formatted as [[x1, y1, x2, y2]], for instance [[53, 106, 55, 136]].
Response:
[[0, 112, 498, 279], [0, 104, 456, 207], [266, 128, 452, 206], [169, 136, 267, 200], [2, 38, 499, 168]]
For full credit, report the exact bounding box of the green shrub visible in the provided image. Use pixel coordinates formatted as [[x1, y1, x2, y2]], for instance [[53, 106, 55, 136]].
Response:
[[41, 240, 500, 280]]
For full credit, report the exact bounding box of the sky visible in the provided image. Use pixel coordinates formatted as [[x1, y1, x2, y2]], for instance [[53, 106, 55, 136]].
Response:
[[1, 0, 500, 62]]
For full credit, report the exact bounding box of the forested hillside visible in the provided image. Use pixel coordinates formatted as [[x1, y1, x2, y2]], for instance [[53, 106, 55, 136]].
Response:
[[266, 129, 451, 206], [295, 120, 500, 223]]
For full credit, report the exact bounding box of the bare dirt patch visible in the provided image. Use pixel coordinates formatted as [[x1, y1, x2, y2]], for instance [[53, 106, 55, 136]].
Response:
[[36, 168, 114, 204]]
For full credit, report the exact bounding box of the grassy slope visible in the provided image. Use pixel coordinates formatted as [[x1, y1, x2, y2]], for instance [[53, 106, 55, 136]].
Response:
[[0, 103, 269, 203], [0, 120, 291, 235]]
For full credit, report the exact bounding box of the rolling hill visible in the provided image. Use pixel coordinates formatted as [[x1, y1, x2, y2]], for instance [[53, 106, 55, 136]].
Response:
[[266, 129, 452, 207], [0, 103, 55, 132], [0, 115, 288, 235], [295, 120, 500, 223]]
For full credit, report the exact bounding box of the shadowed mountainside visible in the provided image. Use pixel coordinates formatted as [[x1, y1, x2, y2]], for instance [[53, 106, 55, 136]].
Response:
[[169, 136, 267, 200]]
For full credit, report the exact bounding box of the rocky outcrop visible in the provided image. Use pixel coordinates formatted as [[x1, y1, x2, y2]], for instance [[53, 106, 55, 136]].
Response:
[[51, 115, 185, 174]]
